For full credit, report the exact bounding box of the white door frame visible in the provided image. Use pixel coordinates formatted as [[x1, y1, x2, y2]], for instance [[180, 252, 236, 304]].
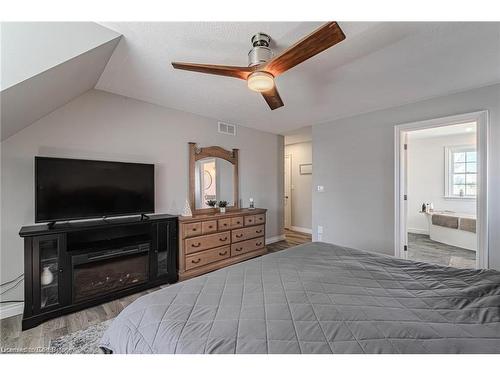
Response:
[[394, 110, 489, 269], [284, 154, 292, 229]]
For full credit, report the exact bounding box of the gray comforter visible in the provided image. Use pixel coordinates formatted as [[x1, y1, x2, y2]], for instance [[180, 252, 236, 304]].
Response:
[[100, 242, 500, 353]]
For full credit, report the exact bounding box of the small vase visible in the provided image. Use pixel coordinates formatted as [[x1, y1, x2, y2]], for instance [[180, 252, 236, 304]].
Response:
[[219, 207, 226, 214], [41, 266, 54, 286], [181, 198, 192, 217]]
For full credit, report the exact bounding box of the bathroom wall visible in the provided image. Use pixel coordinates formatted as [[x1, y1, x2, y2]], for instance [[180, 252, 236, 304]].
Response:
[[407, 132, 476, 234]]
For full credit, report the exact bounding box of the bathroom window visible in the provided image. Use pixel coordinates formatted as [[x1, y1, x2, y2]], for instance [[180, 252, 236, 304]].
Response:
[[445, 146, 477, 198]]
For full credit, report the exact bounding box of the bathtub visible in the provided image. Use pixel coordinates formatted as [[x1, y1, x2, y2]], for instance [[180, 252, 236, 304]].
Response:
[[424, 211, 477, 251]]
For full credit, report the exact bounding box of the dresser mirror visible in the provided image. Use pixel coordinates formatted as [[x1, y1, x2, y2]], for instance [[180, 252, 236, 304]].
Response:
[[189, 143, 239, 213]]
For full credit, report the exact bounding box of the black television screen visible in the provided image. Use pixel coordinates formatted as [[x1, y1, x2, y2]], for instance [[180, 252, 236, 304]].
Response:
[[35, 157, 154, 222]]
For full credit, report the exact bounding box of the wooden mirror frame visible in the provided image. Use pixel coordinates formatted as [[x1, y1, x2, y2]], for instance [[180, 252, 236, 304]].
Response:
[[189, 142, 239, 214]]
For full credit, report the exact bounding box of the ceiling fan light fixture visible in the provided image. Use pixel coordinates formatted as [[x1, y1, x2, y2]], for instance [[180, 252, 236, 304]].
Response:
[[247, 71, 274, 92]]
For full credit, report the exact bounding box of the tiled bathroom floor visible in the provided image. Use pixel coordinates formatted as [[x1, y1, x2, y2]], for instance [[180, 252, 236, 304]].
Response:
[[407, 233, 476, 269]]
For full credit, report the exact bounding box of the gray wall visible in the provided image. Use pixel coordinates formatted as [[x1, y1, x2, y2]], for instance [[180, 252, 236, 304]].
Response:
[[312, 83, 500, 269], [0, 89, 284, 302]]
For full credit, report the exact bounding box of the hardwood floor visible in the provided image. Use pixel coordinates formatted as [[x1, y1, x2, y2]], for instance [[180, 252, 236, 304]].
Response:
[[0, 229, 311, 353], [267, 229, 312, 252]]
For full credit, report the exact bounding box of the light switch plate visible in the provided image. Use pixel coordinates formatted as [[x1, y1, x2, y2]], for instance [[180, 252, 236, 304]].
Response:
[[317, 225, 323, 234]]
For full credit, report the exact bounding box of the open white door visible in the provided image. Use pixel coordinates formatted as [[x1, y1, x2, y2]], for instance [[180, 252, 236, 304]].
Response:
[[402, 132, 409, 260], [284, 154, 292, 229]]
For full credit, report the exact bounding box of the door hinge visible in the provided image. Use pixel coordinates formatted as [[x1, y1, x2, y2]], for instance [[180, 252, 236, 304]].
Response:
[[404, 194, 407, 201], [404, 144, 408, 150], [404, 245, 408, 252]]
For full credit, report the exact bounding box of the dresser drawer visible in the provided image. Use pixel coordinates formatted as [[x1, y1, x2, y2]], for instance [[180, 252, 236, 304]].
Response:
[[218, 218, 231, 231], [230, 216, 244, 229], [185, 246, 230, 271], [185, 231, 231, 254], [255, 214, 266, 225], [183, 222, 202, 238], [232, 224, 265, 243], [202, 220, 218, 234], [244, 215, 255, 226], [231, 237, 265, 257]]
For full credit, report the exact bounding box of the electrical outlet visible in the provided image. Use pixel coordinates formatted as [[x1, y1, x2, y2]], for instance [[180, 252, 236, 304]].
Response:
[[317, 185, 324, 192], [317, 225, 323, 234]]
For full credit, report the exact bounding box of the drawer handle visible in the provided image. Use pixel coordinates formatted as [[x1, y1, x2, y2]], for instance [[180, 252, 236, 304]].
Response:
[[191, 258, 201, 264], [256, 230, 262, 233], [256, 242, 263, 246], [219, 237, 228, 241], [191, 242, 201, 248], [235, 247, 243, 252], [219, 250, 228, 256], [236, 234, 243, 238], [208, 225, 213, 229], [223, 223, 228, 226], [236, 221, 241, 224], [192, 228, 198, 231]]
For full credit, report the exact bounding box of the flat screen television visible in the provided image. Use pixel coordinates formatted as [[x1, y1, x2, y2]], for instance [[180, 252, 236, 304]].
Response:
[[35, 157, 155, 223]]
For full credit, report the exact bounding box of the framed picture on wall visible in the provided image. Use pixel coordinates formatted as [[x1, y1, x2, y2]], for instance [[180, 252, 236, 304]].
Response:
[[299, 163, 312, 175]]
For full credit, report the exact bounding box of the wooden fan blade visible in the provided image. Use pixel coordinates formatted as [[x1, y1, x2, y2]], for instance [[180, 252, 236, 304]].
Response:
[[264, 22, 346, 77], [261, 86, 284, 110], [171, 62, 255, 80]]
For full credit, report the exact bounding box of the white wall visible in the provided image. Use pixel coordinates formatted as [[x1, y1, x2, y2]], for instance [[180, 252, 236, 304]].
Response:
[[312, 83, 500, 269], [284, 142, 312, 231], [407, 133, 476, 234], [0, 89, 284, 302]]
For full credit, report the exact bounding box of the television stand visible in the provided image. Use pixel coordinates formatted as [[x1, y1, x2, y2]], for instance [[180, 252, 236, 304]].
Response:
[[19, 213, 178, 330]]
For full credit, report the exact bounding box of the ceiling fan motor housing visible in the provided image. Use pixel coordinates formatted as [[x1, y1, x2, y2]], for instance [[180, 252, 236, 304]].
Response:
[[248, 33, 273, 67]]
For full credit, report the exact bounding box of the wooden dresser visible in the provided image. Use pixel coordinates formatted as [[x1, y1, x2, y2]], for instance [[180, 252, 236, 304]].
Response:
[[178, 208, 267, 280]]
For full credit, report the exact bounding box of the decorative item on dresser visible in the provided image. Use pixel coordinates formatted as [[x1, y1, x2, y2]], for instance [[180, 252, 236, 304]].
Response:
[[178, 208, 267, 280]]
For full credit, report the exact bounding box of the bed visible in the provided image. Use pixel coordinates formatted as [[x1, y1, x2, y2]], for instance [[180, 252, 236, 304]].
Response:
[[100, 242, 500, 354]]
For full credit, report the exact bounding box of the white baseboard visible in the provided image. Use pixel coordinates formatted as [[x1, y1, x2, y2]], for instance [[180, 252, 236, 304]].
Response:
[[0, 302, 23, 320], [290, 226, 312, 234], [266, 235, 285, 244], [408, 228, 429, 235]]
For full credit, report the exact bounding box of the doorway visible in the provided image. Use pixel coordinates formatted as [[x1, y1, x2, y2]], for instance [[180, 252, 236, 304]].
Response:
[[283, 127, 313, 243], [284, 154, 292, 229], [395, 111, 489, 269]]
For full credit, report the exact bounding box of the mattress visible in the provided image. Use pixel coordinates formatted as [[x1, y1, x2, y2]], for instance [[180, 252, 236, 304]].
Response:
[[100, 242, 500, 354]]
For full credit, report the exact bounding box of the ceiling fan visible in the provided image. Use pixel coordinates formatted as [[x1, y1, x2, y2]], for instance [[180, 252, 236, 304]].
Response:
[[171, 22, 346, 110]]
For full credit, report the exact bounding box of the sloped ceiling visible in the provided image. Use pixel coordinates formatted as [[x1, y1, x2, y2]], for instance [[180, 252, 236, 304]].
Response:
[[96, 22, 500, 134], [1, 22, 121, 140]]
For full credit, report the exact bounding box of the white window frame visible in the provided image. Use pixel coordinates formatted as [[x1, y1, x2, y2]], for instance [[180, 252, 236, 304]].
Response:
[[444, 145, 477, 200]]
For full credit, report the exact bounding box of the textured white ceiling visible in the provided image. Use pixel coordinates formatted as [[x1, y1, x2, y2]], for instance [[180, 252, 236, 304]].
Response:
[[98, 22, 498, 134]]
